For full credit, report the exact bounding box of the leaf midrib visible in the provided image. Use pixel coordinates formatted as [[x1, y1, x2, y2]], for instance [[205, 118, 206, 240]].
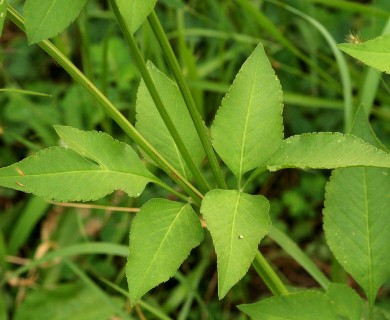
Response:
[[238, 56, 260, 181], [135, 204, 188, 298], [221, 192, 241, 292]]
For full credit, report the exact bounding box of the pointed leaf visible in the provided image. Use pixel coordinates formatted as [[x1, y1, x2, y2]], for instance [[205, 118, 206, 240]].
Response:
[[0, 0, 7, 37], [326, 283, 363, 320], [127, 199, 203, 305], [24, 0, 88, 44], [0, 128, 155, 201], [54, 126, 153, 176], [350, 105, 387, 151], [338, 33, 390, 73], [200, 190, 271, 298], [238, 291, 339, 320], [114, 0, 157, 34], [324, 167, 390, 303], [136, 62, 205, 180], [211, 44, 283, 178], [266, 132, 390, 171]]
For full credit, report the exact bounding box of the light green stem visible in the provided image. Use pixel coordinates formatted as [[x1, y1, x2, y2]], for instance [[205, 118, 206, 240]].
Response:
[[108, 0, 211, 194], [147, 11, 227, 190], [252, 251, 289, 296], [6, 5, 203, 205]]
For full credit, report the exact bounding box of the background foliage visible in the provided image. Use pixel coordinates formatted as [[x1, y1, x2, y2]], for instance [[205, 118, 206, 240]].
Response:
[[1, 0, 390, 319]]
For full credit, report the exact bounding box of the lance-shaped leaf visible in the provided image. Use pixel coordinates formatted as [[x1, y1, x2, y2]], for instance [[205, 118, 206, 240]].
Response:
[[265, 132, 390, 172], [24, 0, 88, 44], [136, 62, 205, 180], [0, 0, 7, 37], [114, 0, 157, 34], [200, 190, 271, 298], [0, 128, 155, 201], [238, 291, 339, 320], [211, 44, 283, 179], [338, 33, 390, 73], [325, 283, 363, 320], [127, 199, 203, 305]]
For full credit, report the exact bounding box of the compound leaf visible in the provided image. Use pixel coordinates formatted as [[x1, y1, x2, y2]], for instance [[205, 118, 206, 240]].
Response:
[[136, 62, 205, 180], [338, 33, 390, 73], [127, 199, 203, 305], [266, 132, 390, 172], [211, 44, 283, 179], [200, 190, 271, 298], [238, 291, 339, 320], [24, 0, 88, 44], [114, 0, 157, 34], [0, 127, 155, 201]]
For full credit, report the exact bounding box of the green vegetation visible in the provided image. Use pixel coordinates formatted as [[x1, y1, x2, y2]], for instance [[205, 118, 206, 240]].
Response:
[[1, 0, 390, 319]]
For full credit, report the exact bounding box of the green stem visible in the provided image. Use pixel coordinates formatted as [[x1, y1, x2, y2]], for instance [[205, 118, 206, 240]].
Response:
[[6, 5, 203, 205], [152, 178, 192, 203], [242, 166, 268, 191], [148, 11, 227, 190], [108, 0, 211, 194], [252, 251, 289, 296]]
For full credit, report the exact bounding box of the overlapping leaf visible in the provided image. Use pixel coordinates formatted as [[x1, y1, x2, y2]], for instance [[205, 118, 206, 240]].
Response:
[[0, 0, 7, 37], [114, 0, 157, 34], [211, 44, 283, 179], [0, 127, 155, 201], [338, 33, 390, 73], [200, 190, 270, 298], [265, 132, 390, 172], [24, 0, 88, 44], [136, 62, 205, 180], [127, 199, 204, 305], [326, 283, 363, 320], [238, 291, 339, 320]]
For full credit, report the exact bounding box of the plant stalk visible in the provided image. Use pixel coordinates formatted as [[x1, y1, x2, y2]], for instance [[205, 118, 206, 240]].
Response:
[[148, 11, 227, 190], [108, 0, 211, 194], [6, 5, 203, 205], [252, 251, 289, 296]]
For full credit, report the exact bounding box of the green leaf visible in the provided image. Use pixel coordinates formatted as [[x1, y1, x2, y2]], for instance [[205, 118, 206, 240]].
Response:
[[323, 114, 390, 305], [338, 33, 390, 73], [200, 190, 271, 298], [54, 126, 152, 174], [14, 283, 127, 320], [0, 128, 155, 201], [266, 132, 390, 171], [326, 283, 363, 320], [238, 290, 339, 319], [0, 0, 7, 37], [324, 168, 390, 304], [24, 0, 88, 44], [350, 104, 387, 151], [127, 199, 203, 305], [211, 43, 283, 179], [136, 62, 205, 180], [114, 0, 157, 34]]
